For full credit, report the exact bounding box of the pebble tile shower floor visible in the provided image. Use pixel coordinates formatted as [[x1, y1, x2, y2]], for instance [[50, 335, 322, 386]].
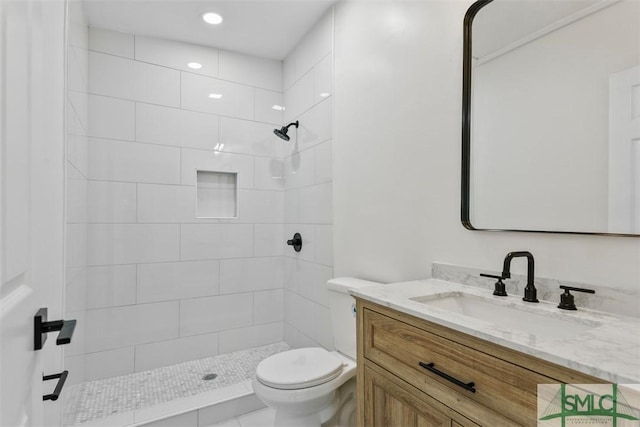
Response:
[[63, 342, 290, 426]]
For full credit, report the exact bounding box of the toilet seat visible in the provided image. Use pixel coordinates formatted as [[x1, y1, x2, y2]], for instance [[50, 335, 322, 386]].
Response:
[[256, 348, 345, 390]]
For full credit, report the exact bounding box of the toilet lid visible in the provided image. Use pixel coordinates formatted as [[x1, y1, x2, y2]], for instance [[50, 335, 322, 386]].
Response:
[[256, 348, 344, 390]]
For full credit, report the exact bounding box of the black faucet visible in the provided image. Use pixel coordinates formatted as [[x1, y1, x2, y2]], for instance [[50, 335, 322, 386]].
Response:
[[502, 251, 539, 303]]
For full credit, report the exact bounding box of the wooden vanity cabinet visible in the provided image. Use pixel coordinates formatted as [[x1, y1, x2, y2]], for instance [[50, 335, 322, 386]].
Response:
[[356, 299, 605, 427]]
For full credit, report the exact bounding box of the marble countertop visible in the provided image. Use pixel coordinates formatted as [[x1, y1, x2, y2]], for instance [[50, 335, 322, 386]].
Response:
[[350, 279, 640, 384]]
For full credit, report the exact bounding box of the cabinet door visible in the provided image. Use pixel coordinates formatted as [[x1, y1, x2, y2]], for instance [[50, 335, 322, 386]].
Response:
[[364, 364, 475, 427]]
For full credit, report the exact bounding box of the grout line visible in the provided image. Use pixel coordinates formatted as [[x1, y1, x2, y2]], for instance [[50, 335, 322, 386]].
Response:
[[85, 91, 283, 127], [89, 133, 285, 160]]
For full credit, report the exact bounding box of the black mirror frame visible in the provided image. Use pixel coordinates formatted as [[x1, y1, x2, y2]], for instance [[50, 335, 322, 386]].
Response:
[[461, 0, 638, 238]]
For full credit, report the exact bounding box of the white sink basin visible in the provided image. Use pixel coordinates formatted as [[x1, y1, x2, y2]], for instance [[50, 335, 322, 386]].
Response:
[[410, 292, 600, 340]]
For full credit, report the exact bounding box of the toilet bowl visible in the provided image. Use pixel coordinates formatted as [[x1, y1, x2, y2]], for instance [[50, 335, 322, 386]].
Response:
[[252, 278, 381, 427], [252, 349, 356, 427]]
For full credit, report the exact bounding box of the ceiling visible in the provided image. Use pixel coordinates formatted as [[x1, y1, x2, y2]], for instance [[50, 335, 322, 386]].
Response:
[[84, 0, 335, 60], [473, 0, 602, 58]]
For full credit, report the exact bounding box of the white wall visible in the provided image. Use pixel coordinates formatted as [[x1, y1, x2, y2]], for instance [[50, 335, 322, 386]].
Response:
[[333, 1, 640, 298], [82, 28, 286, 380], [282, 11, 336, 350]]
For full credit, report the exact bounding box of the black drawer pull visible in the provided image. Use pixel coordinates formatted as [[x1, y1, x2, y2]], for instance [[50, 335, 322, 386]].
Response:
[[419, 362, 476, 393], [43, 370, 68, 401]]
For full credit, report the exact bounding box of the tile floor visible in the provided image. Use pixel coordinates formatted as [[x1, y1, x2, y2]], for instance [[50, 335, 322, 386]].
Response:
[[209, 407, 276, 427], [64, 342, 289, 426]]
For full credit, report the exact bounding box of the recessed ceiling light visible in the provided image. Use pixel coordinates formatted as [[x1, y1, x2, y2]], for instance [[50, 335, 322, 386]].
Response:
[[188, 62, 202, 70], [208, 93, 223, 99], [202, 12, 223, 25], [271, 105, 285, 111], [320, 92, 330, 98]]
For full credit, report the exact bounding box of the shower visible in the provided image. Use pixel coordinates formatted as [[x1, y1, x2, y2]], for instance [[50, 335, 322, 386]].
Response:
[[273, 121, 299, 141]]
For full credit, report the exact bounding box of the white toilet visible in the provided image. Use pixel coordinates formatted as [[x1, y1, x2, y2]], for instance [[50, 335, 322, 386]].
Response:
[[252, 277, 380, 427]]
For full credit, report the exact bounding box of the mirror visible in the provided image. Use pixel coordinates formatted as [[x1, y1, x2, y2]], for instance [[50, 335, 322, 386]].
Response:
[[462, 0, 640, 236]]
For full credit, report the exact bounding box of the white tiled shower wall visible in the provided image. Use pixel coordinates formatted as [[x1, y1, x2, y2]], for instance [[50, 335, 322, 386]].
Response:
[[75, 27, 290, 381], [281, 11, 336, 350], [65, 0, 89, 386]]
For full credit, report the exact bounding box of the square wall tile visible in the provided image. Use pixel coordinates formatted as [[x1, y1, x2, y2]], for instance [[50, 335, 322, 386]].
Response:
[[284, 291, 314, 338], [179, 293, 253, 336], [88, 224, 180, 265], [288, 98, 332, 155], [297, 260, 333, 307], [254, 224, 284, 257], [254, 290, 284, 324], [314, 140, 332, 184], [136, 103, 219, 150], [219, 257, 283, 294], [314, 225, 333, 266], [219, 117, 284, 158], [89, 51, 180, 107], [218, 50, 282, 91], [313, 54, 332, 104], [87, 180, 137, 223], [137, 260, 220, 304], [254, 89, 284, 125], [218, 322, 283, 354], [134, 333, 219, 372], [181, 73, 254, 120], [312, 303, 333, 350], [85, 347, 134, 381], [283, 72, 313, 123], [66, 223, 87, 268], [89, 27, 134, 58], [135, 35, 218, 77], [137, 184, 204, 223], [298, 183, 332, 224], [223, 190, 283, 224], [66, 177, 87, 224], [180, 224, 254, 260], [85, 301, 179, 352], [86, 265, 137, 309], [88, 94, 135, 141], [88, 138, 181, 184], [284, 149, 315, 190], [65, 267, 87, 312], [253, 157, 284, 190]]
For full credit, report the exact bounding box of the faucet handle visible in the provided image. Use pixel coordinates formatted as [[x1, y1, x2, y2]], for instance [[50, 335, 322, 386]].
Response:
[[480, 273, 505, 280], [558, 286, 595, 310], [480, 273, 508, 297]]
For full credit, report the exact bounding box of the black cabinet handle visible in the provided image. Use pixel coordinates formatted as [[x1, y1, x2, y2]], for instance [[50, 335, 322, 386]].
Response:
[[43, 370, 68, 401], [34, 308, 77, 350], [419, 362, 476, 393]]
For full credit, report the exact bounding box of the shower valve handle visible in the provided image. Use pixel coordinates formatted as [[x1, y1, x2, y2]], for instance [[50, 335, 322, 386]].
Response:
[[287, 233, 302, 252]]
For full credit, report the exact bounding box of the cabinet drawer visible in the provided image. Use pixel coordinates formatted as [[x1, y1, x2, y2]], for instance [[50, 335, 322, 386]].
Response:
[[363, 361, 479, 427], [363, 308, 555, 426]]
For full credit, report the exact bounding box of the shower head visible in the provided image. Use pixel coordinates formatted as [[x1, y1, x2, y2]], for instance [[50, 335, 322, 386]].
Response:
[[273, 121, 299, 141]]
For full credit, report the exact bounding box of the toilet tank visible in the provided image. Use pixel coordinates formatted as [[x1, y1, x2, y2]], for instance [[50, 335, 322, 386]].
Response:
[[327, 277, 382, 360]]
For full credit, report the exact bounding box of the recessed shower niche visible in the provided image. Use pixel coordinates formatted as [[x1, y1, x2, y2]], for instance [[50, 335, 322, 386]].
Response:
[[196, 170, 239, 218]]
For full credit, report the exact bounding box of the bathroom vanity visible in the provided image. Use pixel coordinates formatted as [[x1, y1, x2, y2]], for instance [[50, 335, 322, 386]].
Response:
[[352, 280, 640, 427]]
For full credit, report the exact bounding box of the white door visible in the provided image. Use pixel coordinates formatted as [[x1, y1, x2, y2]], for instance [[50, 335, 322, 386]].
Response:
[[1, 1, 67, 426], [608, 65, 640, 234]]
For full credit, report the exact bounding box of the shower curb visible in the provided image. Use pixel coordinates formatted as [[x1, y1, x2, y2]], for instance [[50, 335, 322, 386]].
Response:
[[69, 380, 265, 427]]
